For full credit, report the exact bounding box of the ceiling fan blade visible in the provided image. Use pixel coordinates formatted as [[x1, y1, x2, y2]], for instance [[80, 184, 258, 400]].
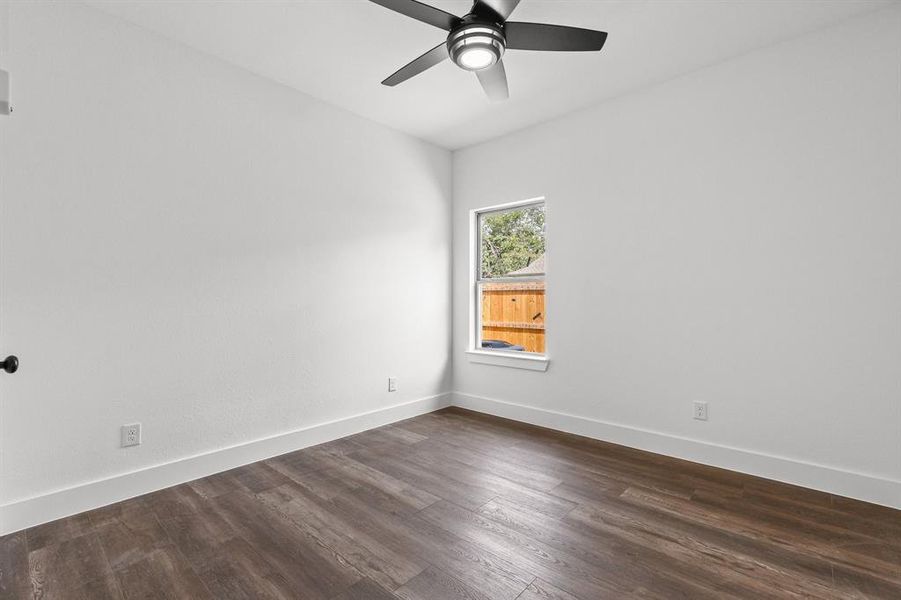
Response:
[[369, 0, 460, 31], [382, 43, 449, 86], [505, 22, 608, 51], [476, 60, 509, 102], [472, 0, 521, 21]]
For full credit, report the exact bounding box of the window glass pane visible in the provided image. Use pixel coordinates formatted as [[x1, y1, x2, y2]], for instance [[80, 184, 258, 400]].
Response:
[[480, 280, 545, 353], [480, 204, 545, 279]]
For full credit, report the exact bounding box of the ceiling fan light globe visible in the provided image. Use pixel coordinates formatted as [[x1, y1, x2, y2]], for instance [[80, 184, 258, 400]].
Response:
[[459, 47, 496, 70]]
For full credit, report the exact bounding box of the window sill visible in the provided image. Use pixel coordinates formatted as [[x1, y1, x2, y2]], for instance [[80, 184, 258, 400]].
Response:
[[465, 350, 549, 372]]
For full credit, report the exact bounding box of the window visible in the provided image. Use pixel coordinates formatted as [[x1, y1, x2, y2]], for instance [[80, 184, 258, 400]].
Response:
[[471, 199, 546, 368]]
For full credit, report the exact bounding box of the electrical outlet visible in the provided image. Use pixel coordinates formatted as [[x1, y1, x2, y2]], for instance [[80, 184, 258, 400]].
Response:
[[388, 377, 397, 392], [121, 423, 142, 447], [693, 401, 708, 421]]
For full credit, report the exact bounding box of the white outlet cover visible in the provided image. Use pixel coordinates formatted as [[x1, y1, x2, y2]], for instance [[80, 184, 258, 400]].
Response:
[[693, 402, 708, 421], [388, 377, 397, 392], [121, 423, 142, 447]]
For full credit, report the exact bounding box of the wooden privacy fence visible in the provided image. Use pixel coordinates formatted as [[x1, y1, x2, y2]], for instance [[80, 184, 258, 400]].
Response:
[[481, 281, 546, 353]]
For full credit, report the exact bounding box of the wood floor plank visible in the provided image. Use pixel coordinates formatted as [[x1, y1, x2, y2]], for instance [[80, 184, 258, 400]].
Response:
[[690, 486, 886, 550], [266, 457, 361, 501], [740, 488, 901, 543], [0, 531, 29, 599], [266, 448, 334, 478], [187, 470, 245, 499], [558, 482, 841, 595], [623, 485, 901, 586], [113, 546, 211, 600], [393, 565, 495, 600], [831, 494, 901, 520], [419, 499, 629, 598], [210, 490, 362, 599], [415, 438, 563, 492], [281, 449, 440, 512], [332, 578, 400, 600], [489, 483, 578, 520], [96, 515, 171, 571], [350, 449, 497, 511], [25, 512, 95, 552], [194, 537, 297, 600], [620, 487, 901, 599], [477, 496, 731, 599], [28, 532, 114, 600], [567, 495, 838, 598], [343, 425, 428, 452], [831, 563, 901, 600], [516, 578, 582, 600], [389, 444, 570, 511], [155, 501, 236, 567], [66, 575, 124, 600], [230, 461, 293, 494], [87, 496, 154, 530], [326, 490, 534, 600], [143, 483, 208, 518], [1, 408, 898, 599], [257, 482, 427, 590]]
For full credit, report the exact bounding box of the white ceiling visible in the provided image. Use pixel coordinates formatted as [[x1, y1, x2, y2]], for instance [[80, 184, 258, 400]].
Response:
[[86, 0, 892, 149]]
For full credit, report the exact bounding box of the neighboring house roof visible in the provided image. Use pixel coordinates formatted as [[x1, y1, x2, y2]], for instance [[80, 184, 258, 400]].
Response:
[[509, 253, 545, 276]]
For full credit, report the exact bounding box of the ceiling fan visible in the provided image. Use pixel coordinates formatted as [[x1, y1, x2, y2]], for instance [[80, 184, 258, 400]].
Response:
[[369, 0, 607, 101]]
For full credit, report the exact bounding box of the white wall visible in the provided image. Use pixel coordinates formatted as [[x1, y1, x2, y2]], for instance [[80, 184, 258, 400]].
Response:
[[0, 1, 451, 530], [453, 7, 901, 507]]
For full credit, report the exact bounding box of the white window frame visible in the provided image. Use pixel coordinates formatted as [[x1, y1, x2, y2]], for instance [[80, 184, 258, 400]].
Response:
[[466, 197, 549, 371]]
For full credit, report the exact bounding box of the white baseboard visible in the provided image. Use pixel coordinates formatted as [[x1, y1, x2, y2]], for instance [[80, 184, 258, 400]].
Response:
[[4, 389, 897, 535], [451, 391, 901, 510], [0, 392, 451, 536]]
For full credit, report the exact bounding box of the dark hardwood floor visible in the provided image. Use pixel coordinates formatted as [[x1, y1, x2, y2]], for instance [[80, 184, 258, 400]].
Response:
[[2, 407, 899, 599]]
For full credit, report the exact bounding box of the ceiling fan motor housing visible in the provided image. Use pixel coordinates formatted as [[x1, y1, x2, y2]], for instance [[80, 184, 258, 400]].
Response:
[[447, 17, 506, 71]]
